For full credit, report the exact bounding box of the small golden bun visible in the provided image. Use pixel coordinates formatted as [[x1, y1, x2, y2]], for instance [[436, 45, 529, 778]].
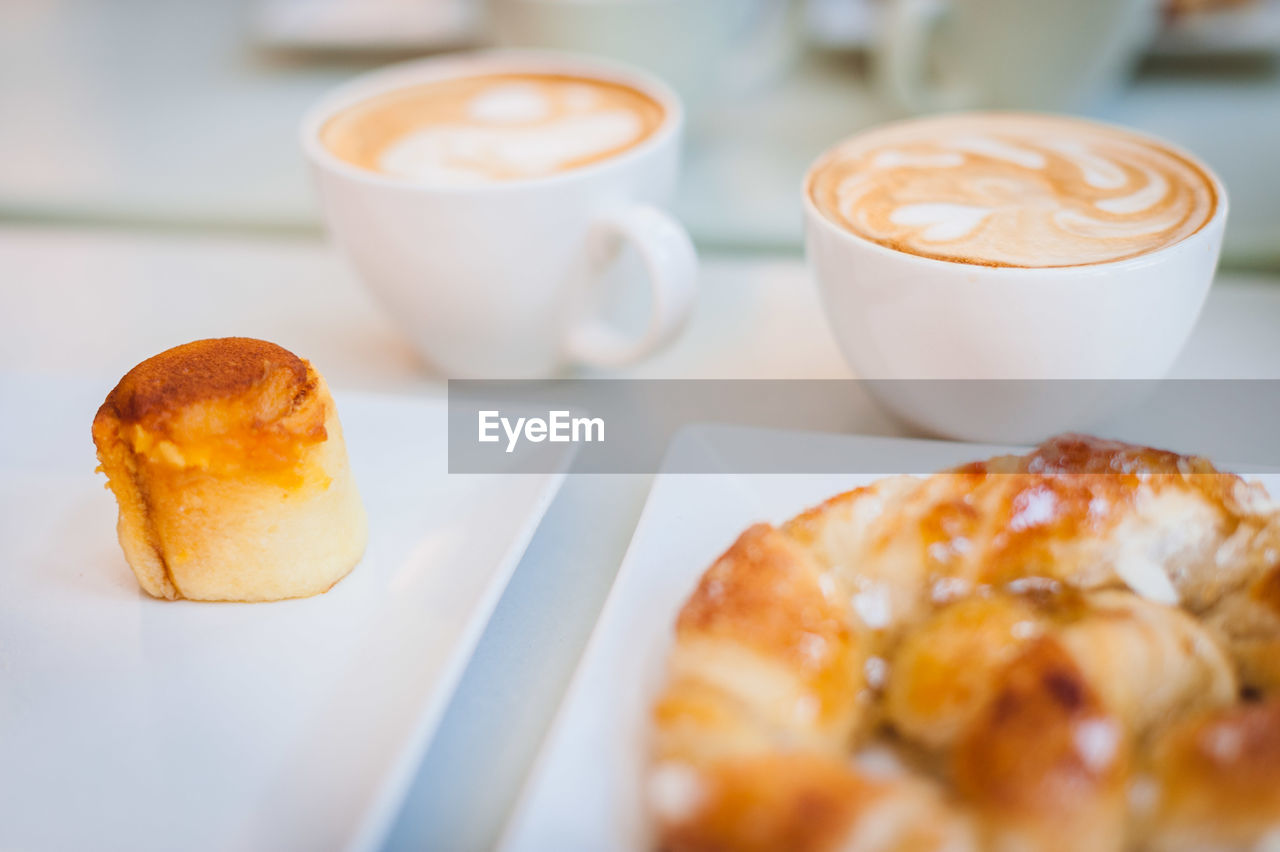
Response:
[[93, 338, 368, 602]]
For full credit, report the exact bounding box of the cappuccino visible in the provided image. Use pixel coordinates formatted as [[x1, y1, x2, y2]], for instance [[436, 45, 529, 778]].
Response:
[[321, 73, 665, 185], [808, 114, 1218, 268]]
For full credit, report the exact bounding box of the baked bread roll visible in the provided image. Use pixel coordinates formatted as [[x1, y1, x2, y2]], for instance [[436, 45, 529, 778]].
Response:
[[650, 434, 1280, 851], [1202, 552, 1280, 694], [951, 637, 1131, 852], [887, 588, 1235, 754], [92, 337, 368, 601], [1143, 698, 1280, 851]]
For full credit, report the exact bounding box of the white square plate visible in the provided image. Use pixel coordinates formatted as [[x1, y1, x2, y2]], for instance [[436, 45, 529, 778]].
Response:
[[500, 425, 1280, 851], [0, 374, 566, 852]]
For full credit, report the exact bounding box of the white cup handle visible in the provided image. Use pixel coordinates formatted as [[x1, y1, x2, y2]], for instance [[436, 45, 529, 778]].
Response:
[[563, 204, 698, 369], [879, 0, 970, 114]]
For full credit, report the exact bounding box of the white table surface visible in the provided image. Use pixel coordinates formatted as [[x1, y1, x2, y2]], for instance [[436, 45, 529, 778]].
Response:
[[4, 226, 1280, 851]]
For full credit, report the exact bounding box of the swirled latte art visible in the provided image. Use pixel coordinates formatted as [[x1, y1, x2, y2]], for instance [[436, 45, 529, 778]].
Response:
[[321, 73, 665, 186], [808, 114, 1218, 268]]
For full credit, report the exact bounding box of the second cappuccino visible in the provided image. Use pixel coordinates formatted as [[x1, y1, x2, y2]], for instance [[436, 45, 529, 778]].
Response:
[[803, 111, 1227, 438], [808, 113, 1218, 269]]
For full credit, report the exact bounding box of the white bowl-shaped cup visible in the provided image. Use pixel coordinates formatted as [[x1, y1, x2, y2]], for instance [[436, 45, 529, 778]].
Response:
[[803, 115, 1227, 443], [302, 50, 697, 379]]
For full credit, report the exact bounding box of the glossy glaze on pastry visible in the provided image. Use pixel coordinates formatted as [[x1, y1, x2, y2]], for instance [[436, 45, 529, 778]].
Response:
[[650, 434, 1280, 851]]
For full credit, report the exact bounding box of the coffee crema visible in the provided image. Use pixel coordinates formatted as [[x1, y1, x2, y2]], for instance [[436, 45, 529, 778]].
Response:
[[808, 114, 1218, 268], [320, 73, 665, 186]]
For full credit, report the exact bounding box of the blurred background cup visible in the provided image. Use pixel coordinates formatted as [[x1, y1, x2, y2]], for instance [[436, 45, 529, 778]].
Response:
[[877, 0, 1161, 114], [302, 50, 697, 379], [489, 0, 802, 111]]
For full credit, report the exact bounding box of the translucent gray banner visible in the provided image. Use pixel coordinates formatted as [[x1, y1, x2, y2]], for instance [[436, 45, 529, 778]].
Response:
[[447, 380, 1280, 474]]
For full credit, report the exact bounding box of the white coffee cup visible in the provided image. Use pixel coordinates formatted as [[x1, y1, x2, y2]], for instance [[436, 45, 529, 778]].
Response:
[[877, 0, 1159, 114], [302, 50, 697, 379], [803, 115, 1228, 442]]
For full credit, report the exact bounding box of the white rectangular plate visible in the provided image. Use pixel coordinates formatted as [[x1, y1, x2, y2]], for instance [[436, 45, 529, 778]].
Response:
[[500, 425, 1280, 851], [0, 375, 566, 852]]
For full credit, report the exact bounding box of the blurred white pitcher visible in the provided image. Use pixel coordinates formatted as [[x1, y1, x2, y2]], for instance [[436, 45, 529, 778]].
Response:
[[491, 0, 800, 109], [877, 0, 1159, 114]]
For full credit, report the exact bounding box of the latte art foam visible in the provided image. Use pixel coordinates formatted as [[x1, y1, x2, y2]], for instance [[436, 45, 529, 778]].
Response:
[[808, 114, 1218, 268], [321, 73, 665, 186]]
